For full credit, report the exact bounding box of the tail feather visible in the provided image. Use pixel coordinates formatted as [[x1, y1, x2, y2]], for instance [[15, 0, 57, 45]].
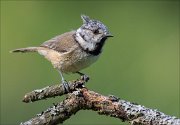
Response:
[[10, 47, 40, 53]]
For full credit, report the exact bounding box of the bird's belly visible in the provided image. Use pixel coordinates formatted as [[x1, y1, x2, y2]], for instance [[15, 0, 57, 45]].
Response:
[[38, 48, 99, 73], [60, 51, 99, 73]]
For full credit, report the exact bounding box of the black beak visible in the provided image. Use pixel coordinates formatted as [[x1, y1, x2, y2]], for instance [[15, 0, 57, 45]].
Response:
[[106, 33, 114, 37]]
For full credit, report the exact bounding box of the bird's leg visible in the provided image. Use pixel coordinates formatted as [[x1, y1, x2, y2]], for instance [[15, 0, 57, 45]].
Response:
[[76, 71, 90, 82], [58, 70, 70, 93]]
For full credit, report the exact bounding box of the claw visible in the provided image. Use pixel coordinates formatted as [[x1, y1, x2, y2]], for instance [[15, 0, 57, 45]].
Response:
[[62, 80, 70, 93], [58, 70, 70, 93], [81, 74, 89, 82], [76, 72, 90, 82]]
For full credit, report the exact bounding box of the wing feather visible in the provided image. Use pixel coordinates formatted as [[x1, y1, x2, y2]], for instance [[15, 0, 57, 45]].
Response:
[[40, 31, 77, 53]]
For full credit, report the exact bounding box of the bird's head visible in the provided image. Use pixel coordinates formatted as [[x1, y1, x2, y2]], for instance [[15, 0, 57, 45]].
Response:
[[76, 15, 113, 52]]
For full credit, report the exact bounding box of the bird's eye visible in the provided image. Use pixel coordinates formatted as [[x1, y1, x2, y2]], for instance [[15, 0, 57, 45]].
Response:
[[93, 29, 99, 35]]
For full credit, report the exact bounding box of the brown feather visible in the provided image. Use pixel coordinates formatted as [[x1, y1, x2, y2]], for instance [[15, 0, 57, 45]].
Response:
[[40, 31, 78, 53]]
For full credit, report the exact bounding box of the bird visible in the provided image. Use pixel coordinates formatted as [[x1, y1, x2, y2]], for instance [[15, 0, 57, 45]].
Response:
[[11, 15, 113, 92]]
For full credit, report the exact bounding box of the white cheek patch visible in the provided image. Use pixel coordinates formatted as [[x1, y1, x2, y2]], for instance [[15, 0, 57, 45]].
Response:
[[75, 31, 96, 51]]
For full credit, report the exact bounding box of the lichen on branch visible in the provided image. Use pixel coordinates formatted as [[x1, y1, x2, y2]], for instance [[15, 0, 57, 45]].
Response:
[[21, 78, 180, 125]]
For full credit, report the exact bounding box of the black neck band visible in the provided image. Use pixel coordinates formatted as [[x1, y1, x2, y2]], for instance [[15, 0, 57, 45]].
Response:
[[86, 37, 107, 56]]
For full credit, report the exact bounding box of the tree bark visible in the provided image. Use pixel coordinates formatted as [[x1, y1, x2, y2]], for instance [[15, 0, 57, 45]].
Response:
[[21, 79, 180, 125]]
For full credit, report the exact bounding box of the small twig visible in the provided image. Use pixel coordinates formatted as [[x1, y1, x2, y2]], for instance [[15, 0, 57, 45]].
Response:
[[21, 80, 180, 125]]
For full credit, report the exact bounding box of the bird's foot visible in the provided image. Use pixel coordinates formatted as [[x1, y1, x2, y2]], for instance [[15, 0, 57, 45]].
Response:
[[62, 80, 70, 93], [80, 74, 89, 82], [76, 72, 90, 82]]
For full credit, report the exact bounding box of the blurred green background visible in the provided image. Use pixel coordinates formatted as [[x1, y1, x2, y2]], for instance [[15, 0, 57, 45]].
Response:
[[1, 1, 179, 125]]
